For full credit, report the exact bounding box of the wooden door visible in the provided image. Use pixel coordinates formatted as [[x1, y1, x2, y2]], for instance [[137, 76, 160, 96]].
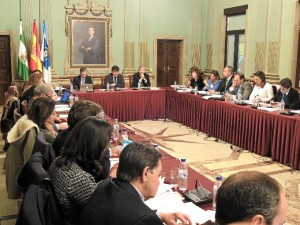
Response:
[[0, 35, 12, 104], [157, 40, 180, 87]]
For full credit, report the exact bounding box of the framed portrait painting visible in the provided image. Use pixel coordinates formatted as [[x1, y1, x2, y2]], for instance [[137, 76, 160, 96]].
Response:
[[67, 16, 110, 68]]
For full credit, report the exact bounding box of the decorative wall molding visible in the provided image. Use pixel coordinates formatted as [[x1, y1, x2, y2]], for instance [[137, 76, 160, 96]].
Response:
[[206, 44, 212, 69], [255, 42, 265, 72], [268, 41, 280, 74], [192, 43, 201, 68]]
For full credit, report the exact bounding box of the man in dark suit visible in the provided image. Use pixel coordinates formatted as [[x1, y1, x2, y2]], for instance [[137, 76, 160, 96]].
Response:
[[132, 65, 151, 87], [272, 78, 299, 109], [104, 65, 125, 89], [72, 67, 93, 90], [228, 73, 253, 100], [217, 66, 234, 93], [79, 27, 99, 64], [79, 142, 191, 225]]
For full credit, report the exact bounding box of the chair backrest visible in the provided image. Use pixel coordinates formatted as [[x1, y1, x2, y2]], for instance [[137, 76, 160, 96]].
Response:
[[129, 75, 133, 88], [21, 100, 28, 114], [15, 152, 64, 225], [13, 108, 22, 122]]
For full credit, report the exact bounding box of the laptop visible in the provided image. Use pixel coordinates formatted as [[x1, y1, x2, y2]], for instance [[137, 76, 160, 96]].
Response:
[[60, 90, 71, 103], [80, 84, 94, 92]]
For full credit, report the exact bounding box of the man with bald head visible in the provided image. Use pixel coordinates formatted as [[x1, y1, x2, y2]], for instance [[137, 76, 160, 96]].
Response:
[[216, 171, 288, 225]]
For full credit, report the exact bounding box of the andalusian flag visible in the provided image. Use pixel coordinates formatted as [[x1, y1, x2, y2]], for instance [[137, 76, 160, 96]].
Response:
[[18, 20, 29, 81], [40, 20, 51, 83], [29, 20, 42, 72]]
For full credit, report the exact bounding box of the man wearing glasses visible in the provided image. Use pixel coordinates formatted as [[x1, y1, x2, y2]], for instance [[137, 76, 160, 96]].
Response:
[[80, 142, 192, 225]]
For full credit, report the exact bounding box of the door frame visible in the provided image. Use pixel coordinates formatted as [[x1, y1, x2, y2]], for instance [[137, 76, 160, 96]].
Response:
[[0, 30, 16, 83], [153, 35, 187, 86]]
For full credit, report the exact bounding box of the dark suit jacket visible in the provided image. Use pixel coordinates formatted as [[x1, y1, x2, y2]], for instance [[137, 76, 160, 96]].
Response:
[[104, 73, 125, 88], [79, 36, 99, 64], [273, 88, 300, 109], [190, 77, 204, 90], [217, 76, 233, 93], [132, 73, 151, 87], [72, 75, 93, 89], [228, 81, 253, 100], [79, 178, 163, 225]]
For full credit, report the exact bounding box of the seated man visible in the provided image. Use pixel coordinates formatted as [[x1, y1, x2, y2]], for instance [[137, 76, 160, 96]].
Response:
[[216, 66, 234, 93], [80, 142, 192, 225], [272, 78, 299, 109], [228, 73, 253, 100], [72, 67, 93, 90], [104, 65, 125, 89], [215, 171, 288, 225], [132, 65, 151, 87]]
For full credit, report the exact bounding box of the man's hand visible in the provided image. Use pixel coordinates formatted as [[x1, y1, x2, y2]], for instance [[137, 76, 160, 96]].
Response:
[[55, 117, 67, 123], [109, 163, 119, 178], [160, 212, 192, 225], [111, 146, 122, 158], [56, 122, 69, 131]]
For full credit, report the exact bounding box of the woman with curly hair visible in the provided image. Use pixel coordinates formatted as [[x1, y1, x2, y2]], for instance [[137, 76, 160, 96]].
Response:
[[48, 116, 112, 225]]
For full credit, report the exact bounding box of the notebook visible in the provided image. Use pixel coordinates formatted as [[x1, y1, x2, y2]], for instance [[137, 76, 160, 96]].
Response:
[[80, 84, 94, 92]]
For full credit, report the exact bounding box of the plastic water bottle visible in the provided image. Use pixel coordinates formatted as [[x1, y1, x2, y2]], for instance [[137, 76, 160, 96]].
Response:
[[153, 144, 159, 151], [113, 119, 119, 142], [106, 82, 110, 90], [194, 84, 198, 95], [138, 81, 141, 89], [99, 109, 105, 120], [69, 94, 74, 107], [280, 98, 285, 112], [70, 82, 74, 92], [212, 176, 223, 210], [178, 158, 188, 192], [122, 128, 128, 143]]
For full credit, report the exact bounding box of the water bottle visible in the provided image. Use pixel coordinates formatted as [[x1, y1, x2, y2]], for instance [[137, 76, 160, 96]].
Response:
[[113, 119, 119, 142], [153, 144, 159, 151], [212, 176, 223, 210], [69, 94, 74, 107], [174, 80, 177, 86], [194, 84, 198, 95], [138, 81, 141, 89], [178, 158, 188, 192], [70, 82, 74, 92], [99, 108, 105, 120], [280, 98, 285, 112], [237, 92, 242, 103], [122, 128, 128, 143], [106, 82, 110, 90]]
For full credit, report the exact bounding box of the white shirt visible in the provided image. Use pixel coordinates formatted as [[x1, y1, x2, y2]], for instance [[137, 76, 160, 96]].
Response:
[[249, 83, 274, 102]]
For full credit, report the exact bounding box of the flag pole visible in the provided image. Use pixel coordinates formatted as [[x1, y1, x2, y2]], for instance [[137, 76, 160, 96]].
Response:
[[19, 0, 21, 20]]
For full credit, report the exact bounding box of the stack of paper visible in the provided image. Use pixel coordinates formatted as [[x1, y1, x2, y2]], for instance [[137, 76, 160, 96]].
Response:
[[145, 185, 215, 225]]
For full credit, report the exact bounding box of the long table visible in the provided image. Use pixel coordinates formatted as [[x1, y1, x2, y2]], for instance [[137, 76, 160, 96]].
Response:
[[73, 89, 166, 121], [72, 88, 300, 170], [166, 89, 300, 171]]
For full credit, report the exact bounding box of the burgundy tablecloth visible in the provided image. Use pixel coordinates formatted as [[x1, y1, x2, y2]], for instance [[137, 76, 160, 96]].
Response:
[[72, 89, 166, 121], [165, 89, 300, 170]]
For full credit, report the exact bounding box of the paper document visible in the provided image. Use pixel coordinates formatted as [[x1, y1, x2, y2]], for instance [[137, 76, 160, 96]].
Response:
[[202, 95, 223, 100], [145, 187, 216, 225]]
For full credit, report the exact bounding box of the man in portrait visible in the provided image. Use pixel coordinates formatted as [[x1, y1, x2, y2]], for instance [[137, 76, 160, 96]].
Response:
[[79, 27, 99, 64]]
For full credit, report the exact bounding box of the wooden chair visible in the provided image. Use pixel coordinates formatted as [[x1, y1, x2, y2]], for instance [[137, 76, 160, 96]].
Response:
[[21, 100, 28, 114], [93, 76, 104, 89], [128, 75, 133, 88]]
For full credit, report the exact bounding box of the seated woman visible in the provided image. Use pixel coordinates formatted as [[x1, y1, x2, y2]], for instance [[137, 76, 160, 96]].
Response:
[[20, 70, 44, 104], [249, 71, 274, 103], [48, 117, 112, 225], [187, 67, 205, 90], [28, 97, 58, 144], [5, 97, 57, 198], [203, 70, 221, 92]]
